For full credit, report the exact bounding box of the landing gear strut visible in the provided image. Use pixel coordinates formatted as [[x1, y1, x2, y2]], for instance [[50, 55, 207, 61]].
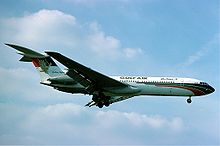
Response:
[[187, 97, 192, 104]]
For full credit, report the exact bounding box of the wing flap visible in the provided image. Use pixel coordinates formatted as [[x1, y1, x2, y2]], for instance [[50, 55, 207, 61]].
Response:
[[66, 69, 92, 87]]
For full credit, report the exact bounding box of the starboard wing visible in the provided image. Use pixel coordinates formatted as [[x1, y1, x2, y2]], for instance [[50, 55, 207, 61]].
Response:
[[46, 51, 128, 93]]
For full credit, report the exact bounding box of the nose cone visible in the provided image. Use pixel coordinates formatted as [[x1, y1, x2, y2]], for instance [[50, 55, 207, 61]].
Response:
[[206, 85, 215, 94], [210, 86, 215, 93]]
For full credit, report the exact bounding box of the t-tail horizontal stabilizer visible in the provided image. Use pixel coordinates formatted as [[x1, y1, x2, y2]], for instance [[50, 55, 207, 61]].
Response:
[[5, 43, 45, 62], [5, 43, 64, 82]]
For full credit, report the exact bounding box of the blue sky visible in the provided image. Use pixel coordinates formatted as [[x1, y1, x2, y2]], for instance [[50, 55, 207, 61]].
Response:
[[0, 0, 219, 145]]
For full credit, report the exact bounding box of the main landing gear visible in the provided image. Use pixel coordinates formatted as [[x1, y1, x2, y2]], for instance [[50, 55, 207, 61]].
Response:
[[186, 96, 192, 104], [92, 93, 111, 108]]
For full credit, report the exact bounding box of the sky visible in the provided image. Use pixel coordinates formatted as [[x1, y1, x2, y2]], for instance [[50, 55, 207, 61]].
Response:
[[0, 0, 219, 145]]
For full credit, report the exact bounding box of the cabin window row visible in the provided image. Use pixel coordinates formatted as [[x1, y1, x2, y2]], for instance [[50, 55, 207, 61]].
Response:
[[119, 80, 175, 83]]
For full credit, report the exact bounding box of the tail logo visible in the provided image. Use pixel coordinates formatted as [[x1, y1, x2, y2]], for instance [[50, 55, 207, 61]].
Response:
[[39, 59, 52, 73], [32, 58, 52, 73]]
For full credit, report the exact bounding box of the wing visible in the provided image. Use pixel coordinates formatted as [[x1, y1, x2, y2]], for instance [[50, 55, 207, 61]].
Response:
[[46, 51, 128, 93]]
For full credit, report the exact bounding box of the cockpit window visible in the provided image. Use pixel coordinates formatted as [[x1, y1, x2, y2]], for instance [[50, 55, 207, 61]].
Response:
[[200, 82, 208, 85]]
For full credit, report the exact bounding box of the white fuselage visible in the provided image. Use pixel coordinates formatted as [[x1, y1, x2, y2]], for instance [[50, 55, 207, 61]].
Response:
[[44, 75, 213, 98], [111, 76, 198, 96]]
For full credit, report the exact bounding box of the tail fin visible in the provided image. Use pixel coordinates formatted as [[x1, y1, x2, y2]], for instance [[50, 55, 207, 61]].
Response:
[[31, 56, 64, 81], [5, 43, 64, 82]]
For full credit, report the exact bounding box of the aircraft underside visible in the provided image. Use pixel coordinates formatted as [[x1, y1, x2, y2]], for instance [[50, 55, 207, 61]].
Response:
[[45, 82, 197, 108]]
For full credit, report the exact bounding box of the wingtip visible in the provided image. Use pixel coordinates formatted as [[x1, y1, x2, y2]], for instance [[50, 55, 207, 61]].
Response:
[[5, 43, 21, 48], [5, 43, 13, 47], [5, 43, 22, 50], [5, 43, 20, 49]]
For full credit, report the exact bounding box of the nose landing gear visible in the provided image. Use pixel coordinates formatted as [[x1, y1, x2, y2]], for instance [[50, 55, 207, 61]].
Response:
[[187, 96, 192, 104]]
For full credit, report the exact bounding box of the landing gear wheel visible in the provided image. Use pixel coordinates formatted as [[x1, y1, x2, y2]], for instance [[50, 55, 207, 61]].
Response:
[[97, 103, 103, 108], [104, 96, 110, 107], [104, 101, 110, 107], [187, 97, 192, 104]]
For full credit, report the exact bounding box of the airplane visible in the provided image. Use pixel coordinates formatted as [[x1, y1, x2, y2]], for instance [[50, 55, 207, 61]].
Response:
[[6, 43, 215, 108]]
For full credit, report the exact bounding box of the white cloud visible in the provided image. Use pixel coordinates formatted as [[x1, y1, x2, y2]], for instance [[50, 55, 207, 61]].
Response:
[[2, 10, 76, 47], [0, 67, 38, 98], [1, 9, 142, 60], [87, 30, 121, 58], [94, 110, 183, 132], [0, 103, 184, 144], [37, 103, 83, 117]]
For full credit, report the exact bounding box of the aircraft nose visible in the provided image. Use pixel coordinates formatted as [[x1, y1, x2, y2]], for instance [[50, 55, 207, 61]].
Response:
[[206, 85, 215, 94], [210, 86, 215, 93]]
